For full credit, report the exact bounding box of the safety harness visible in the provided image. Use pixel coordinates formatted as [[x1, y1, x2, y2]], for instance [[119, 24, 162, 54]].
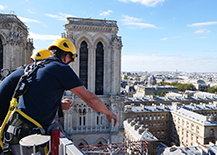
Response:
[[0, 59, 60, 154]]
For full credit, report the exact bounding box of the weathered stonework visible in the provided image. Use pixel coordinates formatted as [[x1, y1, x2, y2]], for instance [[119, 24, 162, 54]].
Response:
[[63, 17, 124, 146], [0, 14, 124, 146], [0, 14, 34, 70]]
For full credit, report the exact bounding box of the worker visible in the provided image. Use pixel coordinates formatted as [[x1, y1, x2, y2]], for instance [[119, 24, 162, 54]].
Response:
[[0, 49, 51, 82], [18, 38, 118, 128], [30, 48, 51, 62], [1, 38, 118, 154], [0, 49, 72, 125]]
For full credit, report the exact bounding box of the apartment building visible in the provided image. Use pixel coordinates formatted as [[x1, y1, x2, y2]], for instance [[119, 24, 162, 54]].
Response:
[[124, 103, 172, 145], [123, 118, 158, 155], [170, 108, 217, 146]]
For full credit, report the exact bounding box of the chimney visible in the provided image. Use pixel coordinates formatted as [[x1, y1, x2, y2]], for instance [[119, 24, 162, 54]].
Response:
[[214, 101, 217, 107], [154, 105, 157, 110], [194, 103, 197, 108], [208, 116, 214, 121], [138, 125, 144, 134], [140, 104, 144, 110], [127, 118, 132, 123], [134, 123, 140, 130], [130, 119, 136, 126]]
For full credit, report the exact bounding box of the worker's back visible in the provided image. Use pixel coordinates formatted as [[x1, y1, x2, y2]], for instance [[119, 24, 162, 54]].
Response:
[[17, 57, 82, 128]]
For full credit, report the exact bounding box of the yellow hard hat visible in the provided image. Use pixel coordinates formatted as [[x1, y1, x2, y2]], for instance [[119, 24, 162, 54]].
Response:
[[30, 49, 51, 61], [48, 38, 77, 62]]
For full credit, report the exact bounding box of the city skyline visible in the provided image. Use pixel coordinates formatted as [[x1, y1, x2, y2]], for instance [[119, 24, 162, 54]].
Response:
[[1, 0, 217, 72]]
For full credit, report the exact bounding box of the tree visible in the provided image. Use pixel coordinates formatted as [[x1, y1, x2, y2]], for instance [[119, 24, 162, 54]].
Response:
[[158, 82, 196, 92], [207, 86, 217, 93]]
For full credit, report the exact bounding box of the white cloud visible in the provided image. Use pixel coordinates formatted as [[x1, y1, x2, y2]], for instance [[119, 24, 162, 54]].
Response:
[[0, 5, 5, 10], [194, 29, 211, 34], [29, 32, 61, 41], [120, 15, 159, 28], [18, 16, 42, 23], [0, 5, 8, 11], [187, 21, 217, 27], [46, 13, 75, 21], [121, 54, 217, 72], [100, 10, 113, 16], [160, 37, 167, 41], [194, 29, 206, 34], [118, 0, 165, 7]]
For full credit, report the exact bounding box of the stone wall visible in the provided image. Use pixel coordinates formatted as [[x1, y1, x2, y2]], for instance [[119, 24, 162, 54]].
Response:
[[63, 17, 124, 145], [0, 14, 34, 70]]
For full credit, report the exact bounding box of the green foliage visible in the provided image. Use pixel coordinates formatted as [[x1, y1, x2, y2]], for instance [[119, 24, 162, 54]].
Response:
[[156, 92, 166, 97], [207, 86, 217, 93], [158, 81, 196, 92]]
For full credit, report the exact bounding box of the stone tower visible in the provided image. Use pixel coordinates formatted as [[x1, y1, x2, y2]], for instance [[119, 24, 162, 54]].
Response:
[[63, 17, 124, 146], [0, 14, 34, 72]]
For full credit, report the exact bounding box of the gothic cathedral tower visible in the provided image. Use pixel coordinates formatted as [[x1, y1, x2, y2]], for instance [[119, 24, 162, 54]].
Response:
[[0, 14, 34, 73], [63, 17, 124, 146]]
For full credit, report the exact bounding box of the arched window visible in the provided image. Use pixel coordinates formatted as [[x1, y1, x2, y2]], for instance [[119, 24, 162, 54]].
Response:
[[78, 143, 84, 148], [137, 116, 140, 120], [79, 41, 88, 88], [210, 129, 214, 136], [196, 126, 199, 133], [0, 39, 3, 78], [79, 108, 86, 126], [96, 112, 103, 125], [95, 42, 104, 95]]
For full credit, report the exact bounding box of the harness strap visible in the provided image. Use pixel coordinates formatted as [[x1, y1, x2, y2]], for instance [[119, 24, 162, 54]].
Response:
[[0, 58, 62, 153]]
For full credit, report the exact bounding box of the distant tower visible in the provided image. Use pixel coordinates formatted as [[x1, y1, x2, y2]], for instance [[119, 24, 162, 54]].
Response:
[[0, 14, 34, 72], [148, 75, 157, 85], [63, 17, 124, 146]]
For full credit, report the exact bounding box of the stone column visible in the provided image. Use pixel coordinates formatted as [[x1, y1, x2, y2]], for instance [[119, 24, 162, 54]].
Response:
[[88, 46, 96, 93], [104, 46, 112, 95]]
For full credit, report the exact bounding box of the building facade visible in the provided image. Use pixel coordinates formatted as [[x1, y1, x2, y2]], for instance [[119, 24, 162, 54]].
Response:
[[62, 17, 124, 146], [123, 118, 158, 155], [0, 14, 34, 72], [0, 14, 125, 147], [135, 84, 179, 96], [124, 97, 217, 151], [170, 108, 217, 147]]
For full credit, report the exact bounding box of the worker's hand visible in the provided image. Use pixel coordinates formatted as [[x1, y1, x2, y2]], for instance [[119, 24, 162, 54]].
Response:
[[106, 112, 118, 127], [51, 119, 60, 129], [61, 98, 73, 111]]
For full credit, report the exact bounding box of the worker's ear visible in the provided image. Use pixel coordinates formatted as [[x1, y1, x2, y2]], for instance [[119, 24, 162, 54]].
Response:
[[61, 54, 67, 63]]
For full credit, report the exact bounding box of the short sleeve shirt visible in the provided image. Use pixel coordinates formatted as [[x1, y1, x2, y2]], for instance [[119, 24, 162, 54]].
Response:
[[17, 57, 83, 127]]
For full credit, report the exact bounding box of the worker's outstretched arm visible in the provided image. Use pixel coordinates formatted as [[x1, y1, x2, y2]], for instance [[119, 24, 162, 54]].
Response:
[[70, 86, 118, 127]]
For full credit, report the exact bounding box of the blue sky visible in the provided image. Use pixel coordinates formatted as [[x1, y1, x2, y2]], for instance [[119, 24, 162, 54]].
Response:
[[1, 0, 217, 72]]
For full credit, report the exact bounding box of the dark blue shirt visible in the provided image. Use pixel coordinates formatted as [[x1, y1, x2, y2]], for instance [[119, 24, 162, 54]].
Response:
[[0, 69, 24, 121], [17, 57, 83, 127]]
